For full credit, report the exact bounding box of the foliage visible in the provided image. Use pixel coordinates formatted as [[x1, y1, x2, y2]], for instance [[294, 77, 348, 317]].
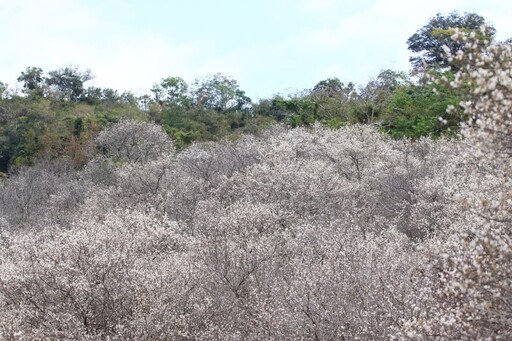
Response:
[[355, 70, 410, 124], [310, 79, 358, 125], [381, 82, 460, 138], [17, 67, 45, 98], [407, 11, 495, 71], [45, 66, 94, 102], [257, 82, 359, 128], [151, 76, 190, 107], [192, 73, 251, 112], [0, 93, 146, 172], [271, 93, 319, 127], [1, 58, 472, 172]]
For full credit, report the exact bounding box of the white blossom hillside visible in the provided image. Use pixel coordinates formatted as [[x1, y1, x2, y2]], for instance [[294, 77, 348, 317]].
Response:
[[0, 24, 511, 341]]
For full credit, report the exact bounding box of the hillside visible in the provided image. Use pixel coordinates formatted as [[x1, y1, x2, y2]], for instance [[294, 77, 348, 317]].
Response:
[[0, 14, 510, 340]]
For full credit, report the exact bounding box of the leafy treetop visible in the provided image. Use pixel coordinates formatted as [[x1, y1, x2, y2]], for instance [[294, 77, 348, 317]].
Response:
[[407, 11, 495, 71]]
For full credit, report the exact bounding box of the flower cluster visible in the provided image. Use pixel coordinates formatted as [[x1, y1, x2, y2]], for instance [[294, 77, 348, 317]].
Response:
[[402, 26, 512, 340]]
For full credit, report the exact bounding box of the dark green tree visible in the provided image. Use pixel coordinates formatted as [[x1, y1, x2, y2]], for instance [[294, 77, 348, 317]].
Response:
[[381, 82, 460, 138], [17, 67, 45, 97], [310, 79, 357, 126], [311, 78, 353, 98], [46, 66, 93, 101], [270, 92, 318, 128], [407, 12, 495, 71]]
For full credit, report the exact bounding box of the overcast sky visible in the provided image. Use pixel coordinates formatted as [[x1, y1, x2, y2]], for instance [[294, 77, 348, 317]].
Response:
[[1, 0, 511, 99]]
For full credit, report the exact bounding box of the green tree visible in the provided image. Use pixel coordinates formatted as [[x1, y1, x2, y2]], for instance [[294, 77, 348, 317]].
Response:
[[310, 79, 357, 126], [151, 76, 190, 107], [17, 67, 45, 97], [273, 94, 318, 127], [193, 73, 251, 112], [355, 70, 410, 124], [311, 78, 352, 98], [407, 12, 495, 71], [46, 66, 93, 101], [81, 86, 103, 105], [381, 82, 460, 138]]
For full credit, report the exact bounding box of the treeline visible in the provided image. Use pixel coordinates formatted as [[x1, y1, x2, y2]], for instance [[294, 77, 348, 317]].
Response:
[[0, 67, 457, 173], [1, 11, 495, 174]]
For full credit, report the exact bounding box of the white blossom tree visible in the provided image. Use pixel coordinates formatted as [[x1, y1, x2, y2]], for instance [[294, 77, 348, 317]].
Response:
[[94, 119, 173, 163], [1, 88, 500, 339], [401, 27, 512, 340]]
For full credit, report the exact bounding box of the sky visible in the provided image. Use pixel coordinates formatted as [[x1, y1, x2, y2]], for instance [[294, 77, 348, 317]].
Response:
[[1, 0, 512, 100]]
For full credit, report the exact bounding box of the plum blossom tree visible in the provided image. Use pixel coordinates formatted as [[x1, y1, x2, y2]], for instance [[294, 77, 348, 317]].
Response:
[[94, 119, 173, 163], [0, 95, 498, 339], [401, 26, 512, 340], [0, 159, 88, 229], [0, 208, 198, 339]]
